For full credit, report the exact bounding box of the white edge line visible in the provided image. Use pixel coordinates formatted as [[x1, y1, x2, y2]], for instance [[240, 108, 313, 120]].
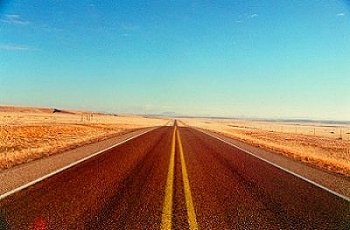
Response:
[[0, 127, 158, 201], [194, 127, 350, 202]]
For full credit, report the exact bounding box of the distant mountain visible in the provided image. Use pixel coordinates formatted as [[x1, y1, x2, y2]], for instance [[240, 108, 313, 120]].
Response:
[[158, 111, 178, 117]]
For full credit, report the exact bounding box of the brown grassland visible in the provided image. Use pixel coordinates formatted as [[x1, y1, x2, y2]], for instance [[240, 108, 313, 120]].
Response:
[[2, 105, 349, 177], [180, 118, 350, 177], [0, 106, 169, 169]]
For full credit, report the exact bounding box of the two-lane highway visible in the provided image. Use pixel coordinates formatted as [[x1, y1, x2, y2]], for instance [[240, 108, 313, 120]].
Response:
[[0, 124, 349, 229]]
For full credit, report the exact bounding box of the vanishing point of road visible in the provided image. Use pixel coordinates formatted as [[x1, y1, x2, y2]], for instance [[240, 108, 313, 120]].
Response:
[[0, 122, 349, 229]]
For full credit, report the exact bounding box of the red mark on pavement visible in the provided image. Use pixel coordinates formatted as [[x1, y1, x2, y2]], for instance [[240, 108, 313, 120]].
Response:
[[32, 216, 47, 230]]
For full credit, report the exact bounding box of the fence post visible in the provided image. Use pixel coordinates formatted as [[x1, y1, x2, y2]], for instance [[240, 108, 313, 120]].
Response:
[[340, 127, 343, 140]]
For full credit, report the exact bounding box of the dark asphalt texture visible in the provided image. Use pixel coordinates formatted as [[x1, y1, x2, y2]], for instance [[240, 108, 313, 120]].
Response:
[[0, 125, 349, 229]]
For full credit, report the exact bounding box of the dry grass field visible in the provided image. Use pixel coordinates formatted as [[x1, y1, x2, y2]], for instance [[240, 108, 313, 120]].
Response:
[[0, 106, 170, 169], [180, 118, 350, 177]]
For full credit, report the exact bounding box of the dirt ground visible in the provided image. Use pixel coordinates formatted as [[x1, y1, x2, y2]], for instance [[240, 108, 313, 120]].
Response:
[[180, 118, 350, 177], [0, 106, 170, 169]]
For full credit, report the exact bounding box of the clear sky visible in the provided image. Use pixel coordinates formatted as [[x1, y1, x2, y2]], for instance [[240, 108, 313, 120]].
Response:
[[1, 1, 350, 120]]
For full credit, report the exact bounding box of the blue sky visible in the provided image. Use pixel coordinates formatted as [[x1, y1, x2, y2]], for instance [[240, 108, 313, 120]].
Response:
[[1, 1, 350, 120]]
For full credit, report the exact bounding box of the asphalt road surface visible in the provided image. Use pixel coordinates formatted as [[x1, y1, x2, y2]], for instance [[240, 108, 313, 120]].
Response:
[[0, 124, 349, 229]]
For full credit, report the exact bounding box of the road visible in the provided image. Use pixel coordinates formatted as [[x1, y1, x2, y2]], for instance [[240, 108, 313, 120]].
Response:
[[0, 124, 349, 229]]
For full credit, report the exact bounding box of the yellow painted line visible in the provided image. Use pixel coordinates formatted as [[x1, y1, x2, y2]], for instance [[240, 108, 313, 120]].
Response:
[[176, 129, 199, 230], [161, 126, 177, 230]]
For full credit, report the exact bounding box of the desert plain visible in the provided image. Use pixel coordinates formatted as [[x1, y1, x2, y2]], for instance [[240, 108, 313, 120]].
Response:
[[1, 105, 349, 178], [0, 106, 169, 169], [180, 118, 350, 177]]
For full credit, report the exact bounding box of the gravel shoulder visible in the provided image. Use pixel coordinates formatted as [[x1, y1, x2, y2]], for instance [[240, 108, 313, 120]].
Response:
[[0, 127, 157, 196], [197, 128, 350, 199]]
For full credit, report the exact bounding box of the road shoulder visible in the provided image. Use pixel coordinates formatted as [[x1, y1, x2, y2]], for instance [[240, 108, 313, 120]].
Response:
[[196, 128, 350, 199], [0, 127, 157, 197]]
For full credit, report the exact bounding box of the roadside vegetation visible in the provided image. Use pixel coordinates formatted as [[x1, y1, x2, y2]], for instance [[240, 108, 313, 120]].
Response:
[[181, 118, 350, 177], [0, 106, 169, 169]]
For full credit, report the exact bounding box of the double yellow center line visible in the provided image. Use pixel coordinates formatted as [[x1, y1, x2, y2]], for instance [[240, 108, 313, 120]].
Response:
[[161, 126, 198, 230], [161, 127, 176, 229]]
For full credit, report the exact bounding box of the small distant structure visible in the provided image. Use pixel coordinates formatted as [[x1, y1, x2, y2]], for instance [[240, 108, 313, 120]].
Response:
[[52, 108, 62, 113], [80, 113, 93, 122]]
